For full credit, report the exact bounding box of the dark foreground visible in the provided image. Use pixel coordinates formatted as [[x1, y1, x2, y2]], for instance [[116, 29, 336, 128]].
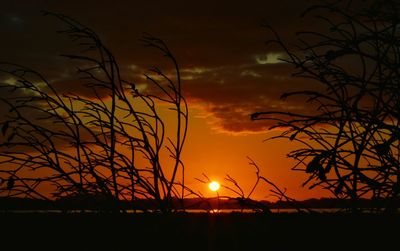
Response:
[[1, 212, 399, 250]]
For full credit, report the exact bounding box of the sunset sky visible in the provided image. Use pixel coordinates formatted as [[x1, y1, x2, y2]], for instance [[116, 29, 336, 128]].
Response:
[[1, 0, 334, 200]]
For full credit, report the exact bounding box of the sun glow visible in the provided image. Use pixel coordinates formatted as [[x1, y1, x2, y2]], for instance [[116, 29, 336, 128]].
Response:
[[208, 181, 221, 192]]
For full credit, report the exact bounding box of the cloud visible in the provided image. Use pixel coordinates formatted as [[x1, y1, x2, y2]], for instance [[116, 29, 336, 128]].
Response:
[[179, 67, 214, 80], [178, 62, 318, 134], [240, 69, 262, 78], [181, 67, 214, 74], [0, 0, 320, 134], [255, 52, 286, 65]]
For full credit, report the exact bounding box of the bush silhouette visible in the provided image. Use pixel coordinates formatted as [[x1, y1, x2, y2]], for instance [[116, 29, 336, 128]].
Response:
[[252, 0, 400, 212], [0, 12, 188, 213]]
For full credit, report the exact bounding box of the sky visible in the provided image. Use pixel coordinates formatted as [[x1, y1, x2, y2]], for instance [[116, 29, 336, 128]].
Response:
[[0, 0, 335, 200]]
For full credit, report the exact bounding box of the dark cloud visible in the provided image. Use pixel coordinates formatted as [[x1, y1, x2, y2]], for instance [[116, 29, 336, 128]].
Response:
[[179, 62, 318, 132], [1, 0, 322, 133]]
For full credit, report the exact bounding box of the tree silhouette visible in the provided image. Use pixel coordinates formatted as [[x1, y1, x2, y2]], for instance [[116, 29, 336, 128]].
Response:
[[252, 0, 400, 212], [0, 12, 188, 212]]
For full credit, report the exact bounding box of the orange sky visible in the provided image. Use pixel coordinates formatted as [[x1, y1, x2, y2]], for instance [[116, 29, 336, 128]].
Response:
[[0, 0, 336, 201], [182, 107, 331, 201]]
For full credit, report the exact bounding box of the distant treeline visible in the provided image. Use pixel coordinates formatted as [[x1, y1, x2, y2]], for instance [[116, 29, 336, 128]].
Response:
[[1, 196, 399, 212]]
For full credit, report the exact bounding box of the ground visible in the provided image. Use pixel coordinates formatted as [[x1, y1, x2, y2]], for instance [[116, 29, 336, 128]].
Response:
[[1, 212, 399, 250]]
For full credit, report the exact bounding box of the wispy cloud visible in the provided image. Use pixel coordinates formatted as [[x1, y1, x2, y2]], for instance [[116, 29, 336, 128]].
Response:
[[255, 52, 286, 65]]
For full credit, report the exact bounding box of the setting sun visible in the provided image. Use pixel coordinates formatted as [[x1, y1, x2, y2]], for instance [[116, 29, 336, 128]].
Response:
[[208, 181, 221, 192]]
